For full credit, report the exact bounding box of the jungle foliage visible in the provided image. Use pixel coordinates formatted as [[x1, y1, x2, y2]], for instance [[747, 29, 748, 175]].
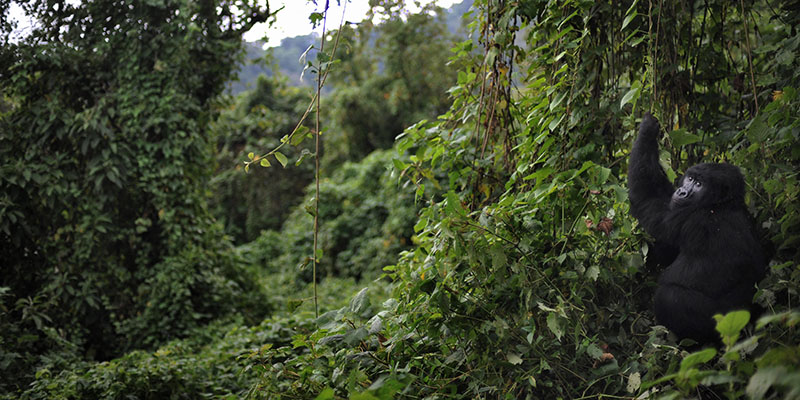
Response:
[[0, 0, 272, 393], [243, 0, 800, 399], [210, 75, 315, 243], [320, 4, 459, 167], [1, 0, 799, 399], [244, 149, 420, 282]]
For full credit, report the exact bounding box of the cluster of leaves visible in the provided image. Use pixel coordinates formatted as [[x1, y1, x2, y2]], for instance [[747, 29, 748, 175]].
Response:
[[645, 310, 800, 399], [0, 0, 272, 393], [15, 320, 271, 400], [210, 74, 315, 243], [244, 0, 800, 398], [10, 275, 391, 400]]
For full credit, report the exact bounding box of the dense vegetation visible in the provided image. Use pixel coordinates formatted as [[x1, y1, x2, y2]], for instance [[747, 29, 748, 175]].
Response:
[[1, 0, 799, 399], [0, 0, 273, 393]]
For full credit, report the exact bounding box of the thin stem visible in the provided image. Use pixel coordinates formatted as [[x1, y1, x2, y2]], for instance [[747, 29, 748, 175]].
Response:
[[313, 0, 331, 320], [740, 0, 759, 114]]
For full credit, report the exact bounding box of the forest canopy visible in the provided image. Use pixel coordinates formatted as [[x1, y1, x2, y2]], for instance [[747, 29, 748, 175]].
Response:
[[1, 0, 799, 399]]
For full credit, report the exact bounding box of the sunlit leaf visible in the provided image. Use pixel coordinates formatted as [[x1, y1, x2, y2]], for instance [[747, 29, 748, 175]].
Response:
[[620, 81, 641, 108], [274, 151, 288, 168], [314, 388, 335, 400], [680, 348, 716, 370], [507, 352, 523, 365], [621, 11, 637, 31]]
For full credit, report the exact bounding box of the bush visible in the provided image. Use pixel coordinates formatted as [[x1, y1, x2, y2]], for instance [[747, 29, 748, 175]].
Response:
[[253, 149, 420, 282], [17, 320, 283, 400], [0, 0, 271, 392], [243, 1, 800, 398]]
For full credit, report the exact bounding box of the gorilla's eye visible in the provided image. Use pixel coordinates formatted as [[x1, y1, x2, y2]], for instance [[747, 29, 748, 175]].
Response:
[[687, 176, 693, 182], [695, 180, 702, 187]]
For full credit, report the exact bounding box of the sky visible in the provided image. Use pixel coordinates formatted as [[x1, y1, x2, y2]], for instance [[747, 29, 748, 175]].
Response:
[[7, 0, 462, 46], [248, 0, 462, 46]]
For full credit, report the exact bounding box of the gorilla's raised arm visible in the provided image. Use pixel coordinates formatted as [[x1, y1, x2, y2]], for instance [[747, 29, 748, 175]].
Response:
[[627, 113, 675, 242]]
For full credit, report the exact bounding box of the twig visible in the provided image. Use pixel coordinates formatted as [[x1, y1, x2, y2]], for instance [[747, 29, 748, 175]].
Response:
[[740, 0, 759, 114]]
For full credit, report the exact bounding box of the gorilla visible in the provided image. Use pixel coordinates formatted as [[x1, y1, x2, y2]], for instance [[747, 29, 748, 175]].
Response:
[[628, 113, 767, 344]]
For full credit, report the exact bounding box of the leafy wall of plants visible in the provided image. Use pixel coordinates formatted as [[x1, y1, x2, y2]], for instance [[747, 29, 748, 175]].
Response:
[[246, 149, 420, 282], [244, 0, 800, 398], [0, 0, 272, 392]]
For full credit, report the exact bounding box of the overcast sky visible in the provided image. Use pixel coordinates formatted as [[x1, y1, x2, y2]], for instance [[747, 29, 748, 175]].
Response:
[[7, 0, 462, 46], [249, 0, 461, 46]]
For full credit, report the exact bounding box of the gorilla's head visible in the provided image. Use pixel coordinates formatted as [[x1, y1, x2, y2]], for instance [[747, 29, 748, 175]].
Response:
[[671, 163, 745, 209]]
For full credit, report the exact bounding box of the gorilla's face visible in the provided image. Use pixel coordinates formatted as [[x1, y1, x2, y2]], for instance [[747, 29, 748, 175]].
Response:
[[671, 174, 705, 208], [669, 163, 745, 209]]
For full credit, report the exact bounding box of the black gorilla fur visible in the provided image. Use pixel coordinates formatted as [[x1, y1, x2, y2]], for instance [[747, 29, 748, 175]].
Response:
[[628, 113, 766, 343]]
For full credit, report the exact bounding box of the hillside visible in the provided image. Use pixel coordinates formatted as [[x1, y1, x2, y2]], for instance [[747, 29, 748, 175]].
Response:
[[229, 0, 474, 93]]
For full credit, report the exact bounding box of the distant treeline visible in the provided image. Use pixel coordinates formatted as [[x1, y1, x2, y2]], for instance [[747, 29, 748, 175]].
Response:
[[229, 0, 474, 94]]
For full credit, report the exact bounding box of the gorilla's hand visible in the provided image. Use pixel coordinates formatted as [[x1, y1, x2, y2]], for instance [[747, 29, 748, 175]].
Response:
[[638, 113, 661, 140]]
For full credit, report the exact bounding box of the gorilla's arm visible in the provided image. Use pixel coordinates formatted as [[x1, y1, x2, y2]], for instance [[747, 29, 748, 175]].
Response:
[[627, 113, 675, 241]]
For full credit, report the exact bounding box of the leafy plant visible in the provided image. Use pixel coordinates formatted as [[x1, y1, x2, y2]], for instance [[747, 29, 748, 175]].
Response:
[[251, 149, 420, 282], [245, 0, 800, 398], [0, 0, 272, 393]]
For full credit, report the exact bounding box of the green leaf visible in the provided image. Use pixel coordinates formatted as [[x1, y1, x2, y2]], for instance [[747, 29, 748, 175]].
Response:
[[349, 288, 369, 314], [392, 158, 408, 171], [746, 367, 787, 400], [762, 179, 781, 195], [669, 129, 702, 147], [507, 352, 523, 365], [715, 310, 750, 346], [522, 167, 554, 185], [621, 11, 637, 31], [587, 343, 604, 359], [550, 91, 567, 111], [314, 388, 335, 400], [715, 310, 750, 336], [445, 190, 466, 216], [745, 115, 769, 142], [586, 265, 600, 281], [680, 348, 717, 370], [490, 243, 507, 269], [260, 158, 271, 167], [350, 392, 379, 400], [247, 152, 255, 160], [414, 216, 428, 233], [274, 151, 288, 168], [596, 166, 611, 185], [546, 312, 563, 341], [620, 81, 641, 108], [343, 326, 369, 347], [292, 126, 310, 146], [308, 12, 324, 26]]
